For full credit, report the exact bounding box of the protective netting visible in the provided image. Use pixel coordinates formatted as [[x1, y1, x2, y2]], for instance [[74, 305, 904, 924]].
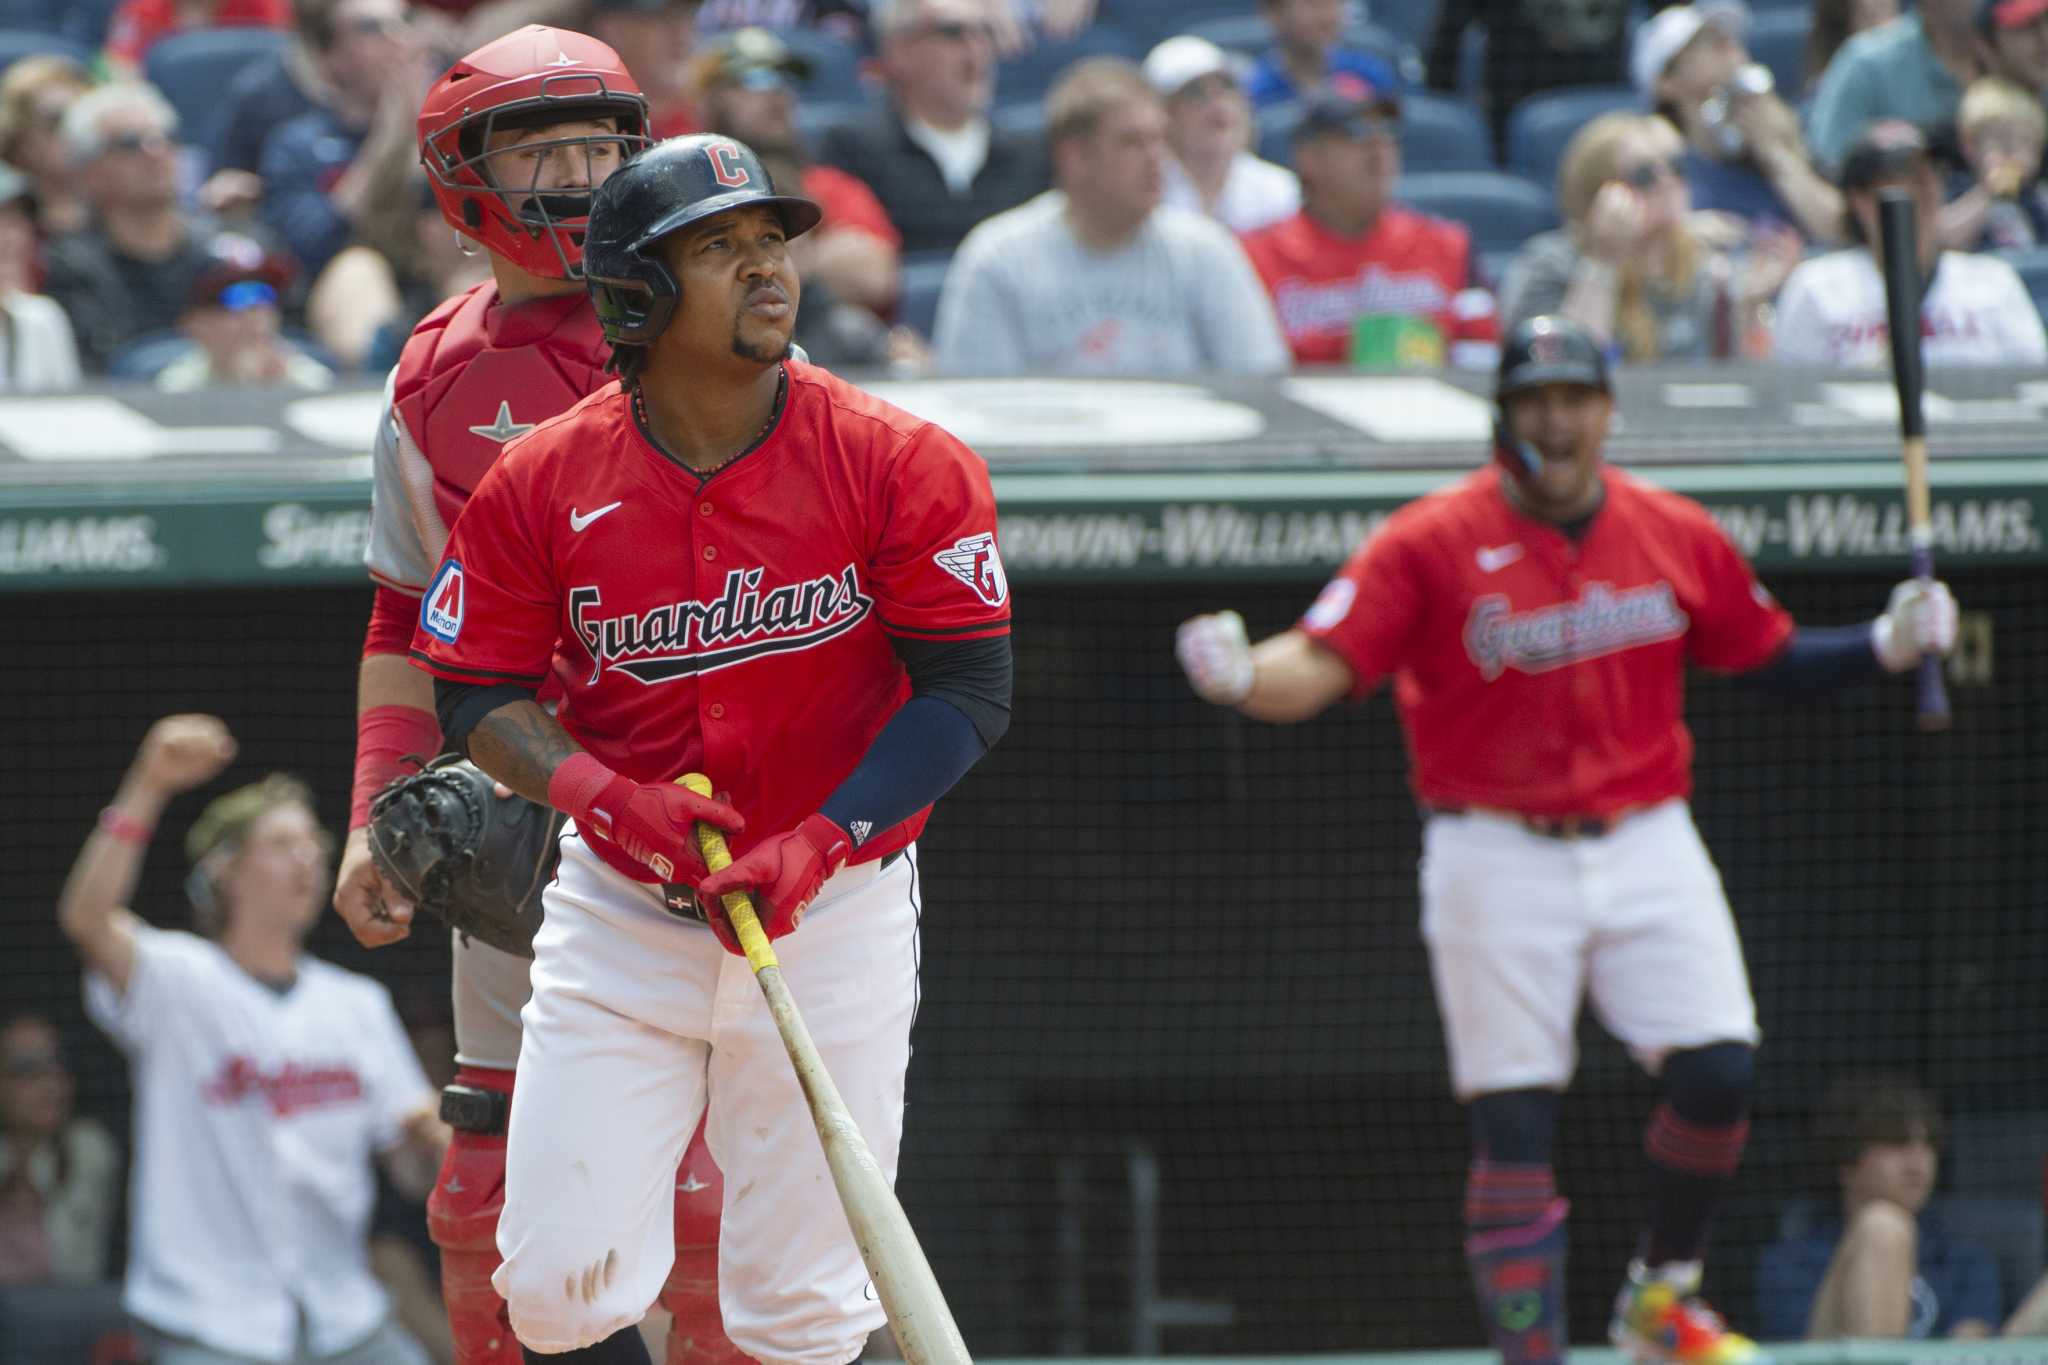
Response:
[[4, 568, 2040, 1353]]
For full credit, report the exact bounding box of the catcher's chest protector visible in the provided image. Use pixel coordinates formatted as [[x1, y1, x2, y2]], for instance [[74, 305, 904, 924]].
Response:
[[393, 283, 615, 534]]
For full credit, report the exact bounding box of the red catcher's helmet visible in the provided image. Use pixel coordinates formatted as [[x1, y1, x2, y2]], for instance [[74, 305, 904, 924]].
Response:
[[418, 25, 651, 279]]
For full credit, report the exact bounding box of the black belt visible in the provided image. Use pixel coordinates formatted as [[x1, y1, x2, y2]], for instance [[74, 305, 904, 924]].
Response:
[[662, 848, 903, 923], [1426, 806, 1623, 840]]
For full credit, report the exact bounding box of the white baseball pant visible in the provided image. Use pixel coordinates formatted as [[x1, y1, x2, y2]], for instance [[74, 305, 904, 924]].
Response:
[[1420, 799, 1761, 1100], [493, 829, 919, 1362]]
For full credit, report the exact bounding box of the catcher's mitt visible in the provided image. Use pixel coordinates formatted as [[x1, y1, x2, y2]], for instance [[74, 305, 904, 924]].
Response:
[[367, 755, 568, 958]]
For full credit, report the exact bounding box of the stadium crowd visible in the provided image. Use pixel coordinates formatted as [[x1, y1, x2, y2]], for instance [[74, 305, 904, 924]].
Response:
[[5, 1, 2048, 1362], [0, 0, 2045, 393]]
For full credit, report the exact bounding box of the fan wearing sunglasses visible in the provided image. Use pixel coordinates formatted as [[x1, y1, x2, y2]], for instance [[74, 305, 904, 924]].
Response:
[[1502, 111, 1794, 362]]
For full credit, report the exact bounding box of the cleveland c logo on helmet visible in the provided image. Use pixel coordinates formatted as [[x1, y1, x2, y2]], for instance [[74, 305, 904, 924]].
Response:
[[707, 142, 752, 188]]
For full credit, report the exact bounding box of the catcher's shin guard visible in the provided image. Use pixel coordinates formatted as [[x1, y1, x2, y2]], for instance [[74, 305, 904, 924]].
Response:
[[1465, 1197, 1570, 1365], [429, 1066, 522, 1365], [660, 1119, 746, 1365]]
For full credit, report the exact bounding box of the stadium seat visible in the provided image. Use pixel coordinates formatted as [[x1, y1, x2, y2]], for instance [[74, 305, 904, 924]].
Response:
[[896, 252, 953, 339], [1256, 92, 1489, 172], [1189, 14, 1416, 81], [992, 100, 1047, 143], [1394, 92, 1493, 172], [1097, 0, 1261, 54], [794, 98, 871, 151], [1367, 0, 1440, 47], [1397, 169, 1558, 261], [105, 332, 202, 381], [1745, 9, 1811, 103], [994, 25, 1140, 107], [1503, 84, 1637, 188], [0, 28, 87, 76], [780, 27, 868, 103], [143, 26, 291, 153], [2000, 248, 2048, 321]]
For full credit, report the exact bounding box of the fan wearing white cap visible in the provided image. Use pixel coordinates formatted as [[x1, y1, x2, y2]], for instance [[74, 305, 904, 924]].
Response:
[[1635, 1, 1846, 244], [1142, 35, 1300, 234], [1806, 0, 1984, 177]]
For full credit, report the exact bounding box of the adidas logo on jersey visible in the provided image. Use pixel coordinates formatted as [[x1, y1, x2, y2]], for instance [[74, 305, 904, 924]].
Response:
[[849, 820, 873, 846], [570, 564, 873, 685]]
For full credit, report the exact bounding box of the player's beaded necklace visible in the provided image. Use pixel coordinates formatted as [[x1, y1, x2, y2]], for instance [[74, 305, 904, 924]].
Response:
[[633, 367, 788, 481]]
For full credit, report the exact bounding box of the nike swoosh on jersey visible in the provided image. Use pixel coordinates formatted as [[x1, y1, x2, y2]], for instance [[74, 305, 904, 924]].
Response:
[[1475, 543, 1524, 573], [570, 501, 624, 532]]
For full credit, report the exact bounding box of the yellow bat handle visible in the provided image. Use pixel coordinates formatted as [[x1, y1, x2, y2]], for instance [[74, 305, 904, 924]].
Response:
[[678, 773, 778, 973]]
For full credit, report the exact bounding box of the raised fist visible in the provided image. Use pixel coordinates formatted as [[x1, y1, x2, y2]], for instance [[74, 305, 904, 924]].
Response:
[[1176, 610, 1255, 706], [133, 714, 237, 796]]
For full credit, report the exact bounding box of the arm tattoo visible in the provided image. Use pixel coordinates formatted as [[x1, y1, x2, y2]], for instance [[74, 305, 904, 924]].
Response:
[[467, 700, 586, 805]]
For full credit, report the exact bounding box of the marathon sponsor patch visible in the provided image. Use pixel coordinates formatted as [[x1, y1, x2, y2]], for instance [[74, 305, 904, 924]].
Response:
[[422, 560, 465, 642], [933, 531, 1009, 608]]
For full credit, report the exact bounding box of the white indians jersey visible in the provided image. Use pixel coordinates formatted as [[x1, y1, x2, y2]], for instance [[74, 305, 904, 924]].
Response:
[[1772, 247, 2048, 369], [85, 923, 432, 1361]]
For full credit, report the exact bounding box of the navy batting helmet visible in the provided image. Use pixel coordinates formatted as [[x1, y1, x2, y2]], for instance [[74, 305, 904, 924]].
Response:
[[1496, 314, 1610, 400], [1493, 315, 1611, 480], [583, 134, 822, 351]]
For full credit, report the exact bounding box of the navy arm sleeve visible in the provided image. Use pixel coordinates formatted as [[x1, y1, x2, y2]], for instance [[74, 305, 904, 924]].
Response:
[[434, 678, 536, 758], [1736, 624, 1884, 697], [817, 633, 1012, 841]]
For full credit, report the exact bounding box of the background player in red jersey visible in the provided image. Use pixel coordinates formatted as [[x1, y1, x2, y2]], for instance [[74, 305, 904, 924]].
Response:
[[332, 26, 745, 1365], [410, 134, 1012, 1360], [1175, 315, 1959, 1365]]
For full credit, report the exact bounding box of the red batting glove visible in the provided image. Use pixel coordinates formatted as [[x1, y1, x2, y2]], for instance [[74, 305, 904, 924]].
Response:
[[548, 753, 744, 883], [695, 813, 852, 954]]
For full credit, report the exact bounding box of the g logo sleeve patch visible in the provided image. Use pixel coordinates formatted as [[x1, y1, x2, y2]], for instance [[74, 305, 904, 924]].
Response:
[[933, 532, 1008, 608]]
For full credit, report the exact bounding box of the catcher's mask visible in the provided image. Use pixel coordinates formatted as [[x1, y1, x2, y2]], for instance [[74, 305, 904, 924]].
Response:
[[418, 24, 651, 281]]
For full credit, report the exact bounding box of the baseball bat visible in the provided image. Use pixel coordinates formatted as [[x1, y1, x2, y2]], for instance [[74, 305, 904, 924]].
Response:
[[679, 774, 972, 1365], [1874, 189, 1951, 731]]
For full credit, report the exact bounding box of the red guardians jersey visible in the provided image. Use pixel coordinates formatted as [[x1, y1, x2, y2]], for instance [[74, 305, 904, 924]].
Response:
[[1301, 466, 1792, 815], [410, 360, 1011, 880], [1238, 206, 1499, 366]]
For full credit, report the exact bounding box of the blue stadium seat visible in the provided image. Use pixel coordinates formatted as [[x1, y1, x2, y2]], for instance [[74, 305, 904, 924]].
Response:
[[992, 100, 1047, 143], [1256, 92, 1485, 172], [1098, 0, 1261, 55], [781, 27, 868, 103], [794, 98, 871, 151], [1395, 92, 1492, 172], [897, 252, 953, 339], [1745, 9, 1811, 102], [106, 332, 202, 381], [2000, 248, 2048, 322], [994, 25, 1140, 107], [0, 28, 87, 77], [1397, 170, 1558, 260], [144, 26, 291, 152], [1503, 84, 1637, 189], [1366, 0, 1440, 47], [1189, 14, 1415, 81]]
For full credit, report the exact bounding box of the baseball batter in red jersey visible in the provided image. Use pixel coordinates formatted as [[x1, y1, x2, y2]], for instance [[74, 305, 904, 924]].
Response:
[[1238, 88, 1499, 369], [332, 27, 746, 1365], [411, 133, 1012, 1361], [1176, 316, 1958, 1365]]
